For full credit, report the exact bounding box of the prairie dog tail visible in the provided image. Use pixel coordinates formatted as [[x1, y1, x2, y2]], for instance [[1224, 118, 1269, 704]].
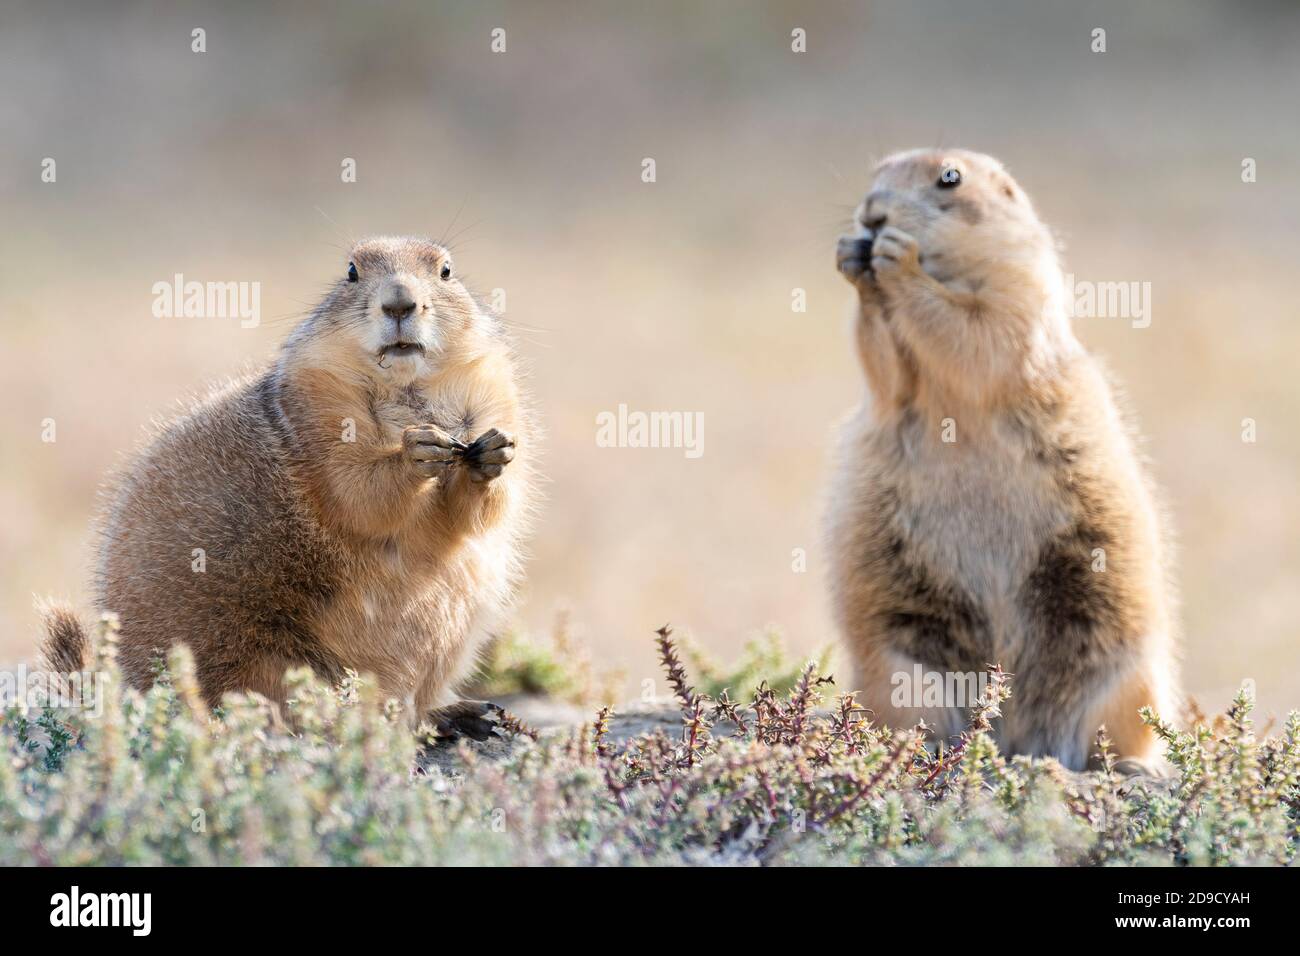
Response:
[[36, 598, 90, 673]]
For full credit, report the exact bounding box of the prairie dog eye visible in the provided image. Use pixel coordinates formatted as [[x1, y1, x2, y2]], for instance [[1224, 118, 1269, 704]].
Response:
[[347, 262, 359, 282], [937, 166, 962, 188], [440, 261, 452, 281]]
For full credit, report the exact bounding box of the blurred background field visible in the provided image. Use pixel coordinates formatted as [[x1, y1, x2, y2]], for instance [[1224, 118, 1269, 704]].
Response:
[[1, 1, 1297, 718]]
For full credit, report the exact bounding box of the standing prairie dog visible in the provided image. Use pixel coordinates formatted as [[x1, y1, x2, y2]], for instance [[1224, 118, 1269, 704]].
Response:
[[827, 149, 1176, 770], [42, 236, 535, 735]]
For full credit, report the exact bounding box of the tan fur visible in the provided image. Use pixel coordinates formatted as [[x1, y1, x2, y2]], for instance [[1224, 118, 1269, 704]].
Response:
[[828, 150, 1177, 770], [42, 236, 536, 720]]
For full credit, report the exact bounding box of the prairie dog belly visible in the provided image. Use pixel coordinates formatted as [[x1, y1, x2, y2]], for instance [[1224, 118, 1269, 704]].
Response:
[[311, 530, 513, 708], [882, 417, 1069, 665]]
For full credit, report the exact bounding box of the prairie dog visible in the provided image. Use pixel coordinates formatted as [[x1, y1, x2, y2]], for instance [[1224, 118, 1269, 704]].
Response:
[[42, 236, 535, 730], [827, 149, 1176, 770]]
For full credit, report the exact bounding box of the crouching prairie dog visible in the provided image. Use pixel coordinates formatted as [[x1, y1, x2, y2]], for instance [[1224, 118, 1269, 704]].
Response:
[[41, 236, 535, 737], [827, 149, 1177, 771]]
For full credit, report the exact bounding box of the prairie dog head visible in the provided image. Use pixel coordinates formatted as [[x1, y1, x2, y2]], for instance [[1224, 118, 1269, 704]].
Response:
[[848, 148, 1055, 289], [837, 150, 1078, 409], [288, 236, 497, 386]]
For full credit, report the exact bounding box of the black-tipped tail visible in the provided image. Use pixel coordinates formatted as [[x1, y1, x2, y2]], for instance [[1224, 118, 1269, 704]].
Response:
[[36, 598, 89, 673]]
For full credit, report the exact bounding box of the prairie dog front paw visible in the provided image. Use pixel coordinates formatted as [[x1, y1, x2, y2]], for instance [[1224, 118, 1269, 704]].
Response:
[[460, 427, 515, 483], [870, 226, 922, 281], [836, 232, 876, 283], [403, 424, 461, 478]]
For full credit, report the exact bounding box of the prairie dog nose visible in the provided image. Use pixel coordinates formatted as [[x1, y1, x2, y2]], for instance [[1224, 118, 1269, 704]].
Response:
[[381, 284, 417, 321], [858, 190, 892, 230]]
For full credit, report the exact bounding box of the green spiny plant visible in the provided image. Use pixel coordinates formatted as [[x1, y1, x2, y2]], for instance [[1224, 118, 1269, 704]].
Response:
[[1, 617, 1296, 866], [682, 626, 833, 700]]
